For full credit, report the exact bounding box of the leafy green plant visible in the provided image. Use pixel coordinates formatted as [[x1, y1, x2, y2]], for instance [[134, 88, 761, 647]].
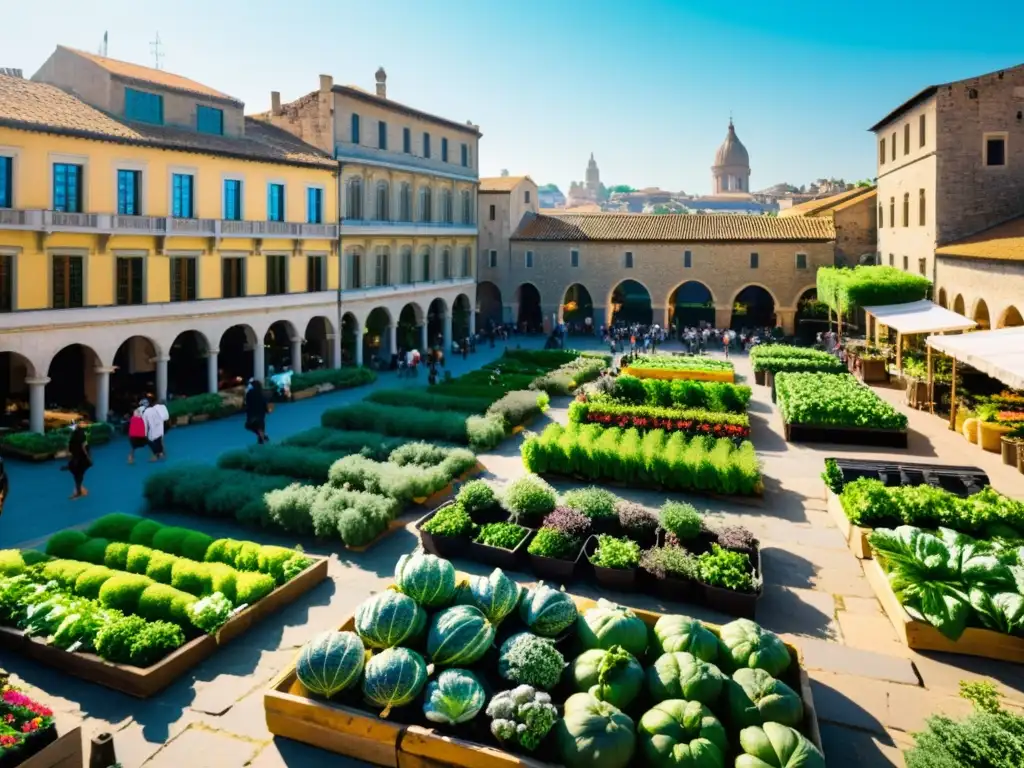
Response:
[[530, 357, 607, 395], [697, 544, 757, 592], [487, 390, 550, 429], [543, 507, 592, 539], [822, 458, 844, 494], [190, 592, 234, 633], [750, 345, 846, 375], [503, 475, 558, 522], [590, 535, 640, 570], [661, 500, 703, 541], [818, 264, 930, 314], [218, 445, 342, 483], [527, 528, 581, 560], [475, 522, 528, 550], [422, 503, 476, 538], [283, 427, 409, 458], [776, 372, 909, 430], [562, 487, 618, 520], [456, 480, 498, 516], [640, 545, 699, 580], [367, 388, 491, 413], [569, 397, 751, 438], [288, 366, 376, 392], [627, 355, 734, 372], [498, 632, 566, 690]]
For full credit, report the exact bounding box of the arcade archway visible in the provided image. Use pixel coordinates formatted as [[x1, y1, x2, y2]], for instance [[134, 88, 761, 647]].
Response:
[[476, 281, 503, 331], [731, 286, 776, 330], [610, 280, 652, 327], [668, 281, 714, 329], [561, 284, 594, 328], [111, 335, 159, 418], [515, 283, 542, 332], [364, 307, 392, 365]]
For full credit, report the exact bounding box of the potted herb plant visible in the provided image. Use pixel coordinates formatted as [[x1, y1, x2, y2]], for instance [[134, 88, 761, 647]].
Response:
[[457, 479, 506, 525], [417, 501, 475, 559], [525, 527, 582, 582], [639, 544, 701, 604], [614, 501, 659, 548], [470, 522, 529, 569], [562, 487, 620, 536], [585, 534, 641, 591], [696, 543, 762, 618], [658, 501, 711, 550], [502, 475, 557, 527]]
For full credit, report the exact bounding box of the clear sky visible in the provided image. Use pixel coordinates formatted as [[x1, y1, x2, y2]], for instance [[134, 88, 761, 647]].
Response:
[[3, 0, 1022, 195]]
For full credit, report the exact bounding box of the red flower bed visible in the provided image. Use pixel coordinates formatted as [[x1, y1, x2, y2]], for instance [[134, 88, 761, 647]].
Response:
[[998, 410, 1024, 422], [581, 410, 751, 438], [0, 686, 56, 761]]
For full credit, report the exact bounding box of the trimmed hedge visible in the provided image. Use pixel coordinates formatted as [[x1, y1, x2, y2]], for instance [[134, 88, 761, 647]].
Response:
[[366, 389, 492, 414], [320, 402, 505, 450], [264, 483, 400, 546], [627, 355, 734, 372], [776, 372, 909, 430], [218, 444, 345, 483], [487, 390, 550, 430], [327, 445, 476, 505], [530, 356, 607, 395], [282, 427, 409, 458], [522, 422, 761, 496], [817, 265, 931, 313], [750, 345, 845, 374], [607, 375, 752, 414], [289, 366, 375, 392], [568, 398, 751, 439], [0, 422, 115, 457], [144, 465, 294, 525], [167, 393, 234, 420]]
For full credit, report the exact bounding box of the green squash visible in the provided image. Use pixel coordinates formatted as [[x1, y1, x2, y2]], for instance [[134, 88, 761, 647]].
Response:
[[736, 722, 825, 768], [355, 590, 426, 649], [646, 651, 726, 706], [362, 647, 428, 718], [570, 645, 644, 710], [457, 567, 521, 623], [718, 618, 791, 677], [638, 699, 727, 768], [726, 668, 804, 729], [651, 614, 719, 663], [296, 631, 365, 698], [394, 551, 457, 607], [555, 692, 636, 768], [577, 598, 649, 659], [423, 668, 486, 725], [427, 605, 495, 666], [519, 583, 578, 637]]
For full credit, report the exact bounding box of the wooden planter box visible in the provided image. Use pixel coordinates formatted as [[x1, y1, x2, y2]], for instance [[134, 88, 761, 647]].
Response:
[[905, 378, 928, 410], [523, 530, 579, 584], [583, 536, 638, 592], [754, 369, 766, 386], [859, 358, 888, 383], [782, 420, 908, 449], [0, 558, 328, 697], [17, 727, 83, 768], [265, 582, 823, 767], [825, 488, 873, 559], [864, 558, 1024, 663], [467, 528, 529, 570], [415, 504, 469, 559], [291, 388, 319, 401]]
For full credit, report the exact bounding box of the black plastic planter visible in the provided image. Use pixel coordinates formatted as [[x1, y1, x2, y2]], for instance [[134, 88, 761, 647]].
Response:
[[583, 535, 638, 592], [414, 503, 469, 559], [468, 527, 529, 569], [699, 545, 763, 619], [468, 506, 509, 526], [523, 530, 580, 583], [646, 570, 702, 605]]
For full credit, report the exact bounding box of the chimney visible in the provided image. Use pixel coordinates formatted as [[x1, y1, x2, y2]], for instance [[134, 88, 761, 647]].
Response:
[[319, 74, 333, 93], [375, 67, 387, 98], [270, 91, 281, 115]]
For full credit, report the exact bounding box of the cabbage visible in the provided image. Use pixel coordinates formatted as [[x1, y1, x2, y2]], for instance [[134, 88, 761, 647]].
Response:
[[519, 583, 578, 637], [736, 722, 825, 768], [577, 598, 648, 659], [726, 668, 804, 728], [717, 618, 791, 677], [638, 699, 727, 768], [394, 552, 457, 608], [646, 651, 726, 706], [422, 668, 486, 724], [296, 631, 365, 698], [555, 692, 636, 768], [570, 645, 644, 709], [456, 567, 521, 623], [652, 614, 718, 663]]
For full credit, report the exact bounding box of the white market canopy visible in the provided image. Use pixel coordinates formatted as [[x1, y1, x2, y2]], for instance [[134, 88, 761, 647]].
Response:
[[863, 299, 977, 335], [927, 327, 1024, 391]]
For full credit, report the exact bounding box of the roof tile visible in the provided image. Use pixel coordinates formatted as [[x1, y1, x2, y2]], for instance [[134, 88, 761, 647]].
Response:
[[479, 176, 531, 192], [779, 186, 875, 218], [511, 212, 836, 243], [936, 216, 1024, 262], [0, 74, 335, 170]]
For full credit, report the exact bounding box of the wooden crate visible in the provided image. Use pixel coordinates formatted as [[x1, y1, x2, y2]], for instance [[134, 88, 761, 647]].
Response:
[[864, 558, 1024, 663], [20, 727, 83, 768], [0, 558, 328, 698], [825, 488, 872, 559], [265, 579, 824, 767]]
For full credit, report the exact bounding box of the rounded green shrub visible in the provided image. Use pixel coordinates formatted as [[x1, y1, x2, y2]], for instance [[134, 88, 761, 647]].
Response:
[[40, 559, 92, 588], [170, 560, 213, 596], [563, 487, 618, 520], [86, 513, 145, 541], [71, 537, 111, 565], [145, 550, 179, 583], [150, 526, 192, 556], [236, 543, 262, 571], [257, 546, 296, 583], [661, 501, 702, 541], [207, 563, 238, 603], [235, 571, 275, 604], [137, 583, 198, 625], [103, 541, 131, 571], [73, 565, 117, 599], [180, 532, 214, 562], [45, 530, 89, 559], [204, 538, 243, 567], [128, 519, 164, 547], [0, 550, 25, 576], [502, 475, 558, 523], [21, 550, 50, 567], [125, 545, 154, 574], [456, 480, 498, 516], [99, 573, 154, 613]]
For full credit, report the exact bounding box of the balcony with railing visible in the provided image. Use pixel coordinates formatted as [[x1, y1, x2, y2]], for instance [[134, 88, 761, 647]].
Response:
[[341, 218, 476, 238], [335, 142, 478, 183]]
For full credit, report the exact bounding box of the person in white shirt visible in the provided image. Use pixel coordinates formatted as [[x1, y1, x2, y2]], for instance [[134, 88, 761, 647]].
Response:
[[142, 400, 166, 461]]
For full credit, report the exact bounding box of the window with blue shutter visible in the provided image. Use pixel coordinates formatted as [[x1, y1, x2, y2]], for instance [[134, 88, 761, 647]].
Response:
[[684, 250, 692, 268], [378, 121, 387, 150], [223, 179, 242, 221], [53, 163, 82, 213], [423, 132, 431, 158], [124, 88, 164, 124], [460, 143, 468, 167], [403, 128, 411, 153], [441, 137, 448, 162], [267, 183, 285, 222], [351, 114, 361, 144], [117, 170, 141, 215], [172, 174, 194, 218], [0, 156, 11, 208], [197, 105, 224, 135], [307, 187, 323, 224]]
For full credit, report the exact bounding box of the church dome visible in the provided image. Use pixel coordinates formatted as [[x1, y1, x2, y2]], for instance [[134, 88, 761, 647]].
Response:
[[714, 120, 749, 168]]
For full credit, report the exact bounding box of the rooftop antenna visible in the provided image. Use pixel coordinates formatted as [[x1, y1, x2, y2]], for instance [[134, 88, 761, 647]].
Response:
[[99, 31, 108, 57], [150, 33, 163, 70]]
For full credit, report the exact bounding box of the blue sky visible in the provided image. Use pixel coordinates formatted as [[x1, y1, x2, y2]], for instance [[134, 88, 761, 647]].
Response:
[[3, 0, 1022, 195]]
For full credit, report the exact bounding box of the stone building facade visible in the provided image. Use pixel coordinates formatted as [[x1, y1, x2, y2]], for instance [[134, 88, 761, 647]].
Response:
[[780, 186, 877, 266], [478, 213, 835, 334]]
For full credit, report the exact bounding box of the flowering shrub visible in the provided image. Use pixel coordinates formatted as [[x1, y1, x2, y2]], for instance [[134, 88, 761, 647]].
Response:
[[541, 507, 592, 539], [0, 685, 55, 758], [568, 399, 751, 439]]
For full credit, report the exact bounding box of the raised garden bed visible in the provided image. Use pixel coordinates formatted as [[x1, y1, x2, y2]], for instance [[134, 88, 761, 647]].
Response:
[[857, 357, 888, 383], [863, 558, 1024, 663], [824, 458, 988, 496], [264, 583, 822, 767], [14, 726, 82, 768], [0, 558, 327, 698], [782, 419, 908, 448], [826, 488, 872, 559]]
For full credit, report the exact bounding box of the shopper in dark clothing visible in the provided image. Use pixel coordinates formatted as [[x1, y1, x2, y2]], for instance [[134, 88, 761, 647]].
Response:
[[66, 423, 92, 499], [244, 379, 269, 444], [0, 457, 8, 518]]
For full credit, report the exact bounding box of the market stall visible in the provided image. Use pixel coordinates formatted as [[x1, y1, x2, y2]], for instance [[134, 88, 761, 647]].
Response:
[[863, 299, 976, 369]]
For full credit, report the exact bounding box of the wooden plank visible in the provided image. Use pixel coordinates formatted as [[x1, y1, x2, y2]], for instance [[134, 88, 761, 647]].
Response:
[[399, 726, 556, 768], [19, 727, 83, 768], [217, 557, 328, 644], [825, 489, 873, 559], [864, 558, 1024, 663]]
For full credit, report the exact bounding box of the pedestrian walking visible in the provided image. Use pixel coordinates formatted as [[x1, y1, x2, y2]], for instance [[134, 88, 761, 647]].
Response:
[[244, 378, 269, 444], [0, 457, 8, 518], [65, 422, 92, 500], [142, 398, 166, 460], [127, 401, 148, 464]]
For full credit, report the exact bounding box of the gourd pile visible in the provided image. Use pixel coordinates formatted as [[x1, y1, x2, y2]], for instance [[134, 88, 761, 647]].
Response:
[[294, 552, 826, 767]]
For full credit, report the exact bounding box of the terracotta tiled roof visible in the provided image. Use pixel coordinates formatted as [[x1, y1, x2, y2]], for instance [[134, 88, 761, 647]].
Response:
[[779, 186, 875, 218], [332, 84, 482, 137], [511, 212, 836, 242], [936, 216, 1024, 261], [480, 176, 532, 193], [549, 204, 604, 214], [0, 75, 335, 170], [63, 47, 241, 105], [831, 187, 877, 214]]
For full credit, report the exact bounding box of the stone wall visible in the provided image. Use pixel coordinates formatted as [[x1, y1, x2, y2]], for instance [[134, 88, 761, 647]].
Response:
[[835, 195, 878, 265], [934, 256, 1024, 329]]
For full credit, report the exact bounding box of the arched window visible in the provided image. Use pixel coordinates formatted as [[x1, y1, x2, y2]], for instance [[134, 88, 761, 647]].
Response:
[[346, 249, 362, 289], [919, 188, 926, 226], [345, 176, 363, 220], [374, 246, 390, 286], [399, 183, 412, 222], [902, 193, 909, 227], [441, 189, 454, 224], [419, 187, 432, 223], [401, 247, 413, 284], [441, 248, 452, 279], [461, 190, 472, 224], [421, 249, 432, 282], [460, 246, 471, 277], [375, 181, 389, 221]]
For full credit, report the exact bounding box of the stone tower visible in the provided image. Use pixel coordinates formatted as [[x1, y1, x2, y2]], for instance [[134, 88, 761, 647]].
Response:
[[712, 119, 751, 195], [585, 153, 600, 197]]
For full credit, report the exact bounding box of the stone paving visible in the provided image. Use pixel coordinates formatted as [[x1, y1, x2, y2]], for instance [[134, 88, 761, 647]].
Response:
[[3, 342, 1024, 768]]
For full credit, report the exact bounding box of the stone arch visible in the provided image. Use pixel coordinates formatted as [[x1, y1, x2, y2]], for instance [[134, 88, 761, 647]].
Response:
[[730, 284, 777, 330], [937, 288, 948, 308], [608, 279, 653, 327], [46, 342, 103, 417], [0, 351, 37, 430], [341, 311, 361, 365], [790, 283, 818, 309], [953, 294, 965, 315], [728, 282, 781, 309], [427, 297, 448, 344], [168, 330, 210, 397], [110, 335, 162, 416], [998, 305, 1024, 329], [972, 298, 991, 330], [561, 283, 595, 325], [667, 281, 715, 329], [304, 316, 334, 370], [515, 282, 544, 331], [264, 319, 299, 373], [364, 306, 393, 364], [476, 281, 503, 329], [453, 293, 472, 340], [217, 324, 259, 389], [398, 302, 424, 351]]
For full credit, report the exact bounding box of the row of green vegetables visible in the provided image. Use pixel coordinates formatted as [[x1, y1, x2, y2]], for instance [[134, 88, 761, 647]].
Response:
[[749, 345, 845, 376], [0, 514, 310, 667], [594, 375, 753, 415], [292, 551, 823, 767], [775, 372, 909, 431], [625, 356, 735, 373], [523, 423, 763, 497]]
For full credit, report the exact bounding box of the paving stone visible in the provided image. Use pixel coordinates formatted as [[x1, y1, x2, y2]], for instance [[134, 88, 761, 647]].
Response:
[[248, 738, 368, 767], [836, 611, 910, 657], [838, 595, 886, 616], [190, 674, 260, 716], [757, 585, 838, 640], [795, 636, 920, 685], [819, 723, 904, 767], [884, 682, 975, 734], [141, 725, 260, 768], [214, 688, 273, 742], [809, 671, 890, 733], [760, 543, 876, 598], [910, 651, 1024, 704]]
